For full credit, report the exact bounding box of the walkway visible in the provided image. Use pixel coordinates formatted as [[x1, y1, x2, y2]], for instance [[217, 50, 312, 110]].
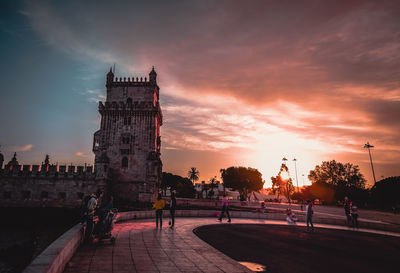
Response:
[[64, 218, 400, 273]]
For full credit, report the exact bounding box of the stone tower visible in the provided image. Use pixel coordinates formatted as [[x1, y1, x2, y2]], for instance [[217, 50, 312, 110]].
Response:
[[93, 67, 163, 203]]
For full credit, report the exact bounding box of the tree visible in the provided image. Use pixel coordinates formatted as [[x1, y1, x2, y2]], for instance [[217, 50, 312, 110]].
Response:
[[309, 160, 366, 188], [161, 172, 179, 195], [308, 160, 367, 204], [188, 167, 200, 184], [220, 166, 264, 201], [271, 163, 295, 202], [162, 172, 196, 198], [207, 176, 219, 199], [371, 176, 400, 210]]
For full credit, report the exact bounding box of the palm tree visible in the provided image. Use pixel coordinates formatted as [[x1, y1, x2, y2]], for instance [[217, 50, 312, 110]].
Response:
[[188, 167, 200, 184], [208, 176, 219, 199]]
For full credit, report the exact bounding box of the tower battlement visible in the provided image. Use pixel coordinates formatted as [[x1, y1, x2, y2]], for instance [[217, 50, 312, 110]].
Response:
[[106, 66, 158, 88], [0, 153, 103, 208], [0, 163, 94, 178]]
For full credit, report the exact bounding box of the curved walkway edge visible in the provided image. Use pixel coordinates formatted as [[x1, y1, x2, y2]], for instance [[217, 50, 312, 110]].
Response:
[[23, 209, 400, 273]]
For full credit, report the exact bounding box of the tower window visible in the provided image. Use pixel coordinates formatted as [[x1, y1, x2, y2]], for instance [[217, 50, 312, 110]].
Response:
[[77, 192, 84, 200], [3, 191, 11, 199], [127, 98, 132, 104], [59, 192, 66, 201], [41, 191, 49, 199], [122, 157, 128, 168], [22, 191, 31, 200], [122, 137, 130, 144]]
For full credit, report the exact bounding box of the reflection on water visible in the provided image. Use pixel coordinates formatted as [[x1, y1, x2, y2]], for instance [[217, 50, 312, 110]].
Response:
[[239, 261, 267, 272]]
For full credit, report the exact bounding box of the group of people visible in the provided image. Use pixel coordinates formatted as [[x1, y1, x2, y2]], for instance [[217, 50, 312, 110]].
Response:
[[344, 196, 359, 228], [152, 193, 232, 228], [285, 197, 360, 231], [81, 190, 115, 243], [152, 191, 176, 228]]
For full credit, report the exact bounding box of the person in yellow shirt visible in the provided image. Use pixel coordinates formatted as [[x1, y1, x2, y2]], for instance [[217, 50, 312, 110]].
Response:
[[153, 193, 165, 228]]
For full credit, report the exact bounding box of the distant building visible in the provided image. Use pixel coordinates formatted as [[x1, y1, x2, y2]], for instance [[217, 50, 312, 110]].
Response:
[[194, 182, 240, 200]]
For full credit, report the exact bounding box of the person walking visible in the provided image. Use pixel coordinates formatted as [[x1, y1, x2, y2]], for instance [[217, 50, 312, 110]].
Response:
[[169, 191, 176, 228], [306, 200, 314, 232], [344, 196, 352, 226], [153, 193, 165, 228], [351, 201, 359, 228], [218, 194, 231, 222]]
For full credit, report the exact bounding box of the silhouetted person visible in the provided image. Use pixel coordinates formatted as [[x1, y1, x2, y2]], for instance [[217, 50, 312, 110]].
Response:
[[153, 193, 165, 228], [169, 191, 176, 228], [344, 196, 352, 226], [351, 201, 359, 228], [85, 190, 103, 243], [261, 202, 265, 213], [218, 194, 231, 222], [306, 200, 314, 232]]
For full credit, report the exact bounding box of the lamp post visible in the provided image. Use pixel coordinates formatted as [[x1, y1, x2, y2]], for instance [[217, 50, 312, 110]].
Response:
[[364, 142, 377, 186], [293, 158, 299, 192]]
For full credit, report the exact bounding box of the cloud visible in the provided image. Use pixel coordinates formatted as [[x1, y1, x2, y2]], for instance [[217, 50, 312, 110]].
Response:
[[84, 89, 106, 103], [20, 0, 400, 184], [13, 144, 34, 152]]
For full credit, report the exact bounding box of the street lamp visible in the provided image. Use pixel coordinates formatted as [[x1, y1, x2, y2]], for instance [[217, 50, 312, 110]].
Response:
[[364, 142, 377, 185], [293, 158, 299, 192]]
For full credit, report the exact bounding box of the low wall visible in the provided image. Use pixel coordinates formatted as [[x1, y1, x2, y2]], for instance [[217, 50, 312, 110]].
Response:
[[23, 209, 400, 273], [117, 209, 400, 232], [23, 224, 83, 273]]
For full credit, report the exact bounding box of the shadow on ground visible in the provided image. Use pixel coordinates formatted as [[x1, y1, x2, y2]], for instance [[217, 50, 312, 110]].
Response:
[[194, 224, 400, 273]]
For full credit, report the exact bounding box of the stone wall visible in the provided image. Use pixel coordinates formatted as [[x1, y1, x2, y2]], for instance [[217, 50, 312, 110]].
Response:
[[0, 165, 105, 208]]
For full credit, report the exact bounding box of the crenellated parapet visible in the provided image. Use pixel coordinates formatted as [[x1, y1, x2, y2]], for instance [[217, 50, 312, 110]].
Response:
[[0, 164, 95, 179], [106, 66, 158, 89], [99, 100, 159, 111]]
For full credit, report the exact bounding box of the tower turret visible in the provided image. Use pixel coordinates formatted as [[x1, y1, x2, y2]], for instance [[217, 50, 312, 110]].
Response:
[[0, 148, 4, 169], [106, 67, 114, 86], [149, 66, 157, 85]]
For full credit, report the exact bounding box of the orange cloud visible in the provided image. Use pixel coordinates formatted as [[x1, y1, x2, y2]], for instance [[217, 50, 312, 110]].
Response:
[[13, 144, 33, 152]]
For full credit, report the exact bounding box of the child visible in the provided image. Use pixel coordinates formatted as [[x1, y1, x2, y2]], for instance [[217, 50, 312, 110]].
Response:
[[286, 208, 298, 225]]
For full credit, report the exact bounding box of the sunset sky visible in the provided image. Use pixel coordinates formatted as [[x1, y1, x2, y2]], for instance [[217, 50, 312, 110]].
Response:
[[1, 0, 399, 188]]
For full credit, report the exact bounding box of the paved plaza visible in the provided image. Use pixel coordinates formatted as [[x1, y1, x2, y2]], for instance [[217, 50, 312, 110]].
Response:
[[64, 216, 400, 273]]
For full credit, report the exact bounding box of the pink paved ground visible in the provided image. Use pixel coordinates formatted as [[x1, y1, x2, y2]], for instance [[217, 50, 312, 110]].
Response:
[[64, 218, 400, 273]]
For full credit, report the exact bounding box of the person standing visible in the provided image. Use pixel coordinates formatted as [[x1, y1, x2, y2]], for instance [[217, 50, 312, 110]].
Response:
[[351, 201, 359, 228], [85, 190, 103, 243], [306, 200, 314, 232], [218, 194, 231, 222], [344, 196, 352, 226], [169, 191, 176, 228], [153, 193, 165, 228]]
